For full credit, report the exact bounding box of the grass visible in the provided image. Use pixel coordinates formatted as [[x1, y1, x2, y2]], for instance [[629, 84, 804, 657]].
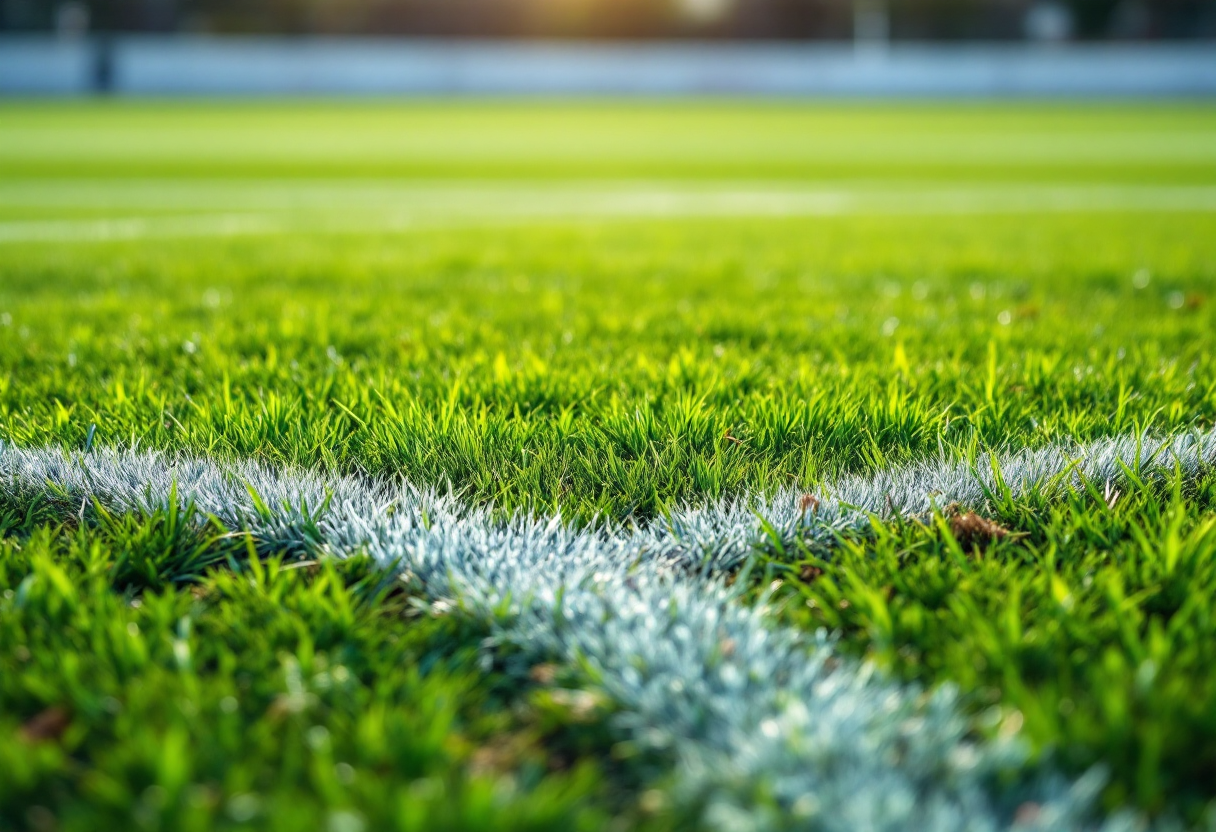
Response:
[[1, 214, 1213, 523], [0, 520, 656, 832], [4, 101, 1215, 183], [1, 99, 1216, 829], [769, 468, 1216, 818]]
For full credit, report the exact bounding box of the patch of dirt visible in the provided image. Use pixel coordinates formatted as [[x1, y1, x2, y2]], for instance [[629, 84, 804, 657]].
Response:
[[799, 564, 824, 582], [946, 508, 1014, 551]]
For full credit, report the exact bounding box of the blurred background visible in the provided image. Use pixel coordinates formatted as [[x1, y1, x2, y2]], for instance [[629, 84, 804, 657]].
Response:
[[1, 0, 1214, 95], [4, 0, 1213, 40]]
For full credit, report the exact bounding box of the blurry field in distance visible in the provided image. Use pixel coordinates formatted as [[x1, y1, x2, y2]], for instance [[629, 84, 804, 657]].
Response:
[[3, 100, 1216, 182]]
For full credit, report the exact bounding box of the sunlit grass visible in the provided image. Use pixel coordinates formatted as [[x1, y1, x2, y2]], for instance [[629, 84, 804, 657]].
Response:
[[2, 100, 1216, 829]]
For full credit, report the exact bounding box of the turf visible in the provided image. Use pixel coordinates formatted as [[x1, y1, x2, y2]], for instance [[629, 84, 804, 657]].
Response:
[[1, 100, 1216, 830], [0, 525, 648, 832], [772, 467, 1216, 818]]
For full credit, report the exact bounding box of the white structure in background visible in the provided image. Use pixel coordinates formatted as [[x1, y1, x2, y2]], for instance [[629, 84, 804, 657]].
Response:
[[2, 38, 1216, 96], [1024, 1, 1074, 41]]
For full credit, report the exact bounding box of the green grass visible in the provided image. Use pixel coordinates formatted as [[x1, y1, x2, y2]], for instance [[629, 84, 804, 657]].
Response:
[[2, 100, 1216, 829], [1, 213, 1212, 522], [4, 101, 1216, 182], [0, 520, 659, 832], [768, 469, 1216, 818]]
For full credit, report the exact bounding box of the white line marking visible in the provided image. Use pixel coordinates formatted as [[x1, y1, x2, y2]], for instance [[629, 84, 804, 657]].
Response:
[[0, 214, 281, 243], [1, 184, 1214, 242], [5, 430, 1210, 829]]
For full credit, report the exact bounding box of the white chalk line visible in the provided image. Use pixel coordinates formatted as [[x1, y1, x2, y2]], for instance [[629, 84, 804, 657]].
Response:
[[1, 183, 1214, 243], [0, 214, 283, 244], [4, 429, 1213, 830]]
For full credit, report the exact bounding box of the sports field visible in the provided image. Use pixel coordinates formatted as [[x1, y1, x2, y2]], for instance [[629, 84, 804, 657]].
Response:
[[2, 101, 1216, 831]]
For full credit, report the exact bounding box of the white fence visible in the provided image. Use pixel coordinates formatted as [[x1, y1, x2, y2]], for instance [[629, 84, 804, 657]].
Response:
[[2, 37, 1215, 96]]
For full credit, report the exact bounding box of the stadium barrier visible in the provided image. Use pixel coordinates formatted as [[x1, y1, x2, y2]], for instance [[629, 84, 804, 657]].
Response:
[[2, 36, 1215, 96]]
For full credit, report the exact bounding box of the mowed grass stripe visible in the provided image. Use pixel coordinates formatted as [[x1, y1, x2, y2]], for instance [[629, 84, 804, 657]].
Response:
[[3, 102, 1214, 183], [4, 428, 1214, 829]]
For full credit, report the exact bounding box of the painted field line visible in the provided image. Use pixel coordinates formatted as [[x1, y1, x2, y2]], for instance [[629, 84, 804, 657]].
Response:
[[4, 181, 1216, 213], [665, 428, 1216, 573], [0, 214, 281, 244], [4, 430, 1211, 830], [2, 184, 1216, 243]]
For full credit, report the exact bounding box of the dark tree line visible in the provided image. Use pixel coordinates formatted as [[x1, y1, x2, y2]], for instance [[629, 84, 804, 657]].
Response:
[[3, 0, 1213, 39]]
